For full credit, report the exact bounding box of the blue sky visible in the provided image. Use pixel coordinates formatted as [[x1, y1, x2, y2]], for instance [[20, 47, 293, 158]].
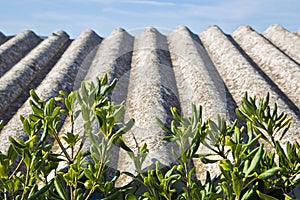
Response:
[[0, 0, 299, 38]]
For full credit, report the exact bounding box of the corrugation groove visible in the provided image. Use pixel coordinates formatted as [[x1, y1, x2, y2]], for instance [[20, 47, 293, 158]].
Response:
[[199, 25, 300, 142], [263, 24, 300, 65], [232, 25, 300, 110], [0, 30, 69, 113], [0, 30, 102, 153], [0, 30, 42, 76]]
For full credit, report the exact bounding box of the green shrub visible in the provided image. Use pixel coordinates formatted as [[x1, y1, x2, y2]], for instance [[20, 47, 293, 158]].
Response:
[[0, 74, 299, 200]]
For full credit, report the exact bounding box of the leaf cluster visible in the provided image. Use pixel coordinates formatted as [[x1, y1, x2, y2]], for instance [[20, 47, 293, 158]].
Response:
[[0, 75, 299, 200]]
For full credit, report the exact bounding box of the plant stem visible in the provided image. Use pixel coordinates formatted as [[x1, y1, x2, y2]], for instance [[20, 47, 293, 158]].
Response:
[[53, 130, 72, 163], [9, 157, 24, 179], [20, 167, 31, 200]]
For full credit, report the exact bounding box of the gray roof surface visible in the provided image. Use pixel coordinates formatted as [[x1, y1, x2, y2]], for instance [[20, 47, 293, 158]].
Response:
[[0, 24, 299, 184]]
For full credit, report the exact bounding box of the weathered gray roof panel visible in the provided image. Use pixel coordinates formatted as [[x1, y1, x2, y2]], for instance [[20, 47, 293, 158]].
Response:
[[232, 25, 300, 111], [0, 24, 299, 184], [263, 24, 300, 65], [200, 25, 300, 142], [0, 30, 42, 76], [0, 29, 102, 153], [0, 30, 69, 113]]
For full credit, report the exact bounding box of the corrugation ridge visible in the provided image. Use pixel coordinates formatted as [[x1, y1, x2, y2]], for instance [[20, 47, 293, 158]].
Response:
[[0, 30, 70, 113], [168, 26, 227, 119], [263, 24, 300, 64], [167, 26, 228, 182], [232, 25, 300, 111], [0, 30, 42, 76], [84, 27, 134, 98], [117, 27, 179, 186], [199, 25, 300, 141], [0, 30, 102, 153], [0, 32, 6, 45]]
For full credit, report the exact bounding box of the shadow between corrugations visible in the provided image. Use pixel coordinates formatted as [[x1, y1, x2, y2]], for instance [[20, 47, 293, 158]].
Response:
[[227, 35, 300, 120], [261, 34, 300, 66], [103, 50, 135, 181], [193, 33, 239, 123]]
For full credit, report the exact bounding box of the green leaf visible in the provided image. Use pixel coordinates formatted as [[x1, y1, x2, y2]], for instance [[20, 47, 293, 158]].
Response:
[[256, 190, 278, 200], [258, 167, 281, 180], [188, 167, 195, 183], [221, 181, 232, 199], [54, 175, 68, 200], [30, 100, 44, 117], [44, 98, 55, 116], [241, 187, 255, 200], [7, 145, 18, 161], [200, 157, 219, 164], [122, 171, 136, 179], [59, 90, 66, 97], [23, 119, 31, 135], [232, 168, 242, 199], [162, 135, 176, 142], [275, 141, 290, 168], [104, 78, 118, 94], [84, 180, 93, 189], [190, 132, 201, 156], [236, 109, 247, 121], [117, 138, 133, 153], [28, 184, 38, 198], [111, 118, 135, 143], [39, 123, 48, 144], [101, 73, 108, 85], [125, 194, 137, 200], [80, 82, 89, 100], [51, 107, 61, 119], [28, 181, 53, 200], [284, 194, 294, 200], [171, 107, 182, 122], [113, 104, 125, 122], [245, 144, 263, 176], [9, 136, 26, 149], [155, 117, 171, 134], [0, 120, 3, 130], [84, 168, 94, 180], [30, 89, 40, 103], [219, 159, 233, 171], [81, 104, 90, 121], [22, 150, 31, 168]]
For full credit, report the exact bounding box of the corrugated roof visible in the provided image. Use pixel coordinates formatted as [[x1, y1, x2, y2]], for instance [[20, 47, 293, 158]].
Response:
[[0, 24, 299, 184]]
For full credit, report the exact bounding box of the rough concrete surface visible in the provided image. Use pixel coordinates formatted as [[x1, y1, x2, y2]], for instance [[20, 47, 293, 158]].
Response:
[[0, 25, 299, 188]]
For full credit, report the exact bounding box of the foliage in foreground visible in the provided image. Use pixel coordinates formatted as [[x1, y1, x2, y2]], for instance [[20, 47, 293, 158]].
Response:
[[0, 74, 299, 200]]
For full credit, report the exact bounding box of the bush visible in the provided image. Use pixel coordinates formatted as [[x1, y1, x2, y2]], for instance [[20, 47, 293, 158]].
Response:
[[0, 74, 299, 199]]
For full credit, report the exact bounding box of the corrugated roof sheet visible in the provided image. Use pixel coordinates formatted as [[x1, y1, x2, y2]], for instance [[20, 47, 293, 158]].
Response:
[[0, 24, 299, 184]]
